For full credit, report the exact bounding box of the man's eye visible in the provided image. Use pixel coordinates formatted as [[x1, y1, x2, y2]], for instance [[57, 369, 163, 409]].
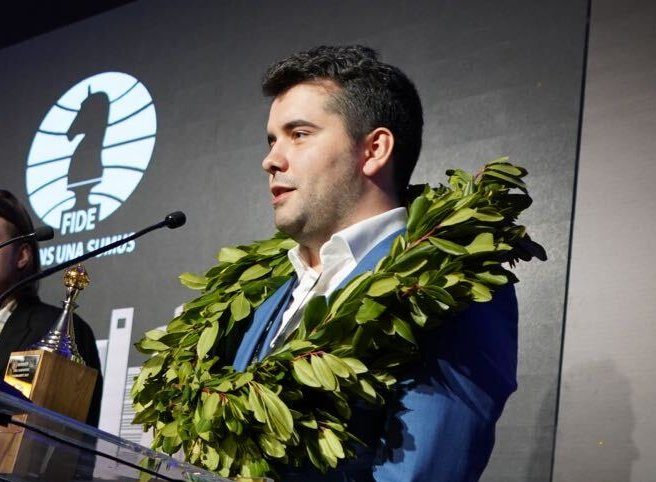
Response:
[[292, 131, 308, 140]]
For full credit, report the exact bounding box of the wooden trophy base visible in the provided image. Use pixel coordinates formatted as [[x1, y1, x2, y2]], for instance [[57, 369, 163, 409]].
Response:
[[1, 349, 98, 475]]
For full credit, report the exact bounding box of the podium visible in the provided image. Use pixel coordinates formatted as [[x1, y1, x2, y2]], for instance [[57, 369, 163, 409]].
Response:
[[0, 390, 243, 482]]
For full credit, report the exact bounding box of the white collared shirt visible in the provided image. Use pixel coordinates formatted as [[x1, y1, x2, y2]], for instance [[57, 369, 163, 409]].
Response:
[[270, 207, 407, 347], [0, 298, 17, 335]]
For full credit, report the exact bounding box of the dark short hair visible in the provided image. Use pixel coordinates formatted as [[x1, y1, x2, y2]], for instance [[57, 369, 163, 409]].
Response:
[[262, 45, 423, 196], [0, 190, 40, 298]]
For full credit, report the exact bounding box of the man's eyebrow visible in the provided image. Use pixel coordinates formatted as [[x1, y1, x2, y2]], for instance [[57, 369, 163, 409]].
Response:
[[267, 119, 321, 146], [282, 119, 320, 131]]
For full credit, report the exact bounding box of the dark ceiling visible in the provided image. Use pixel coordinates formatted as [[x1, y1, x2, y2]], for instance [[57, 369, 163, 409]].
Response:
[[0, 1, 135, 49]]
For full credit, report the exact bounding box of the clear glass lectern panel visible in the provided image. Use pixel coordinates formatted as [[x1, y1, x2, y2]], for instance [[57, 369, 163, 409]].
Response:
[[0, 391, 237, 482]]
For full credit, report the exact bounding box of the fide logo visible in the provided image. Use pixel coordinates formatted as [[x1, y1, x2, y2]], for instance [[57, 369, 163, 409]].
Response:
[[25, 72, 156, 234]]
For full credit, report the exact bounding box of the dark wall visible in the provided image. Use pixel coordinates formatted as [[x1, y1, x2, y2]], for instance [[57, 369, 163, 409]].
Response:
[[0, 1, 587, 479]]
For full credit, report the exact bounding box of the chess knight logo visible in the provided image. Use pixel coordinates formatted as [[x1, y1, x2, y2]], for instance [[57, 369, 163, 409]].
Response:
[[26, 72, 156, 234]]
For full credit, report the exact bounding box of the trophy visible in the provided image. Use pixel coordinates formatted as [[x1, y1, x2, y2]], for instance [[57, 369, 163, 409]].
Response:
[[3, 265, 98, 421], [1, 265, 99, 478], [30, 264, 89, 363]]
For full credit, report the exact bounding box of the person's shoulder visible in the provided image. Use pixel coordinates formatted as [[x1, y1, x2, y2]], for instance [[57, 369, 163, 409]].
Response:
[[13, 296, 60, 323], [18, 297, 95, 334]]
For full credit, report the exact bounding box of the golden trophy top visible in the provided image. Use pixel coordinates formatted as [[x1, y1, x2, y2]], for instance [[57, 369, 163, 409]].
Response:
[[63, 264, 90, 291]]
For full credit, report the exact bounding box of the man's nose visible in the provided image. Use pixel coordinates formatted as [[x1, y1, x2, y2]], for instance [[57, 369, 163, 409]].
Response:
[[262, 144, 288, 174]]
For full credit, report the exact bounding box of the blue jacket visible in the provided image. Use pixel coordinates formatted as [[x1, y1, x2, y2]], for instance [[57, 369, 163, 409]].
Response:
[[233, 231, 518, 481]]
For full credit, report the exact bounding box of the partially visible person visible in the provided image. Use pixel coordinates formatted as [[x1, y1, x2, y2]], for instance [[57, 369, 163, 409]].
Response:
[[0, 189, 103, 426]]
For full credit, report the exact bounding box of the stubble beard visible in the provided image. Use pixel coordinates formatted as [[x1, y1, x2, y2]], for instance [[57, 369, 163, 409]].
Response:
[[274, 170, 361, 249]]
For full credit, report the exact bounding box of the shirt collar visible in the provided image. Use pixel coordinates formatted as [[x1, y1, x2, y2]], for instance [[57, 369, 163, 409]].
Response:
[[0, 298, 17, 325], [288, 207, 407, 278]]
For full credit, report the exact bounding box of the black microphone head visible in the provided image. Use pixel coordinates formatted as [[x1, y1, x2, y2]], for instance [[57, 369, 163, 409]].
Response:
[[164, 211, 186, 229], [34, 225, 55, 241]]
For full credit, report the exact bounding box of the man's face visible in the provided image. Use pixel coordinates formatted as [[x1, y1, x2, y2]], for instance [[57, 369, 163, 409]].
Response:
[[263, 81, 365, 246], [0, 218, 23, 297]]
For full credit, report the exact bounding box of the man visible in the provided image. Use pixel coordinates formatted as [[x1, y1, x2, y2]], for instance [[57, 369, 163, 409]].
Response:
[[236, 45, 517, 481], [0, 189, 103, 426]]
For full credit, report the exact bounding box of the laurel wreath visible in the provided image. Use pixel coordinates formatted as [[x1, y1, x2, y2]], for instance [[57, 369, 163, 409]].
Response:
[[131, 158, 545, 479]]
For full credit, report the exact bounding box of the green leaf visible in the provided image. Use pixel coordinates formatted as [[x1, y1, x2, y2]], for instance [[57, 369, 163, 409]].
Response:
[[407, 195, 430, 235], [429, 237, 468, 255], [322, 353, 352, 378], [418, 271, 433, 287], [422, 286, 456, 307], [392, 316, 416, 344], [341, 357, 368, 374], [292, 358, 321, 388], [234, 372, 253, 389], [483, 170, 527, 192], [443, 272, 464, 287], [160, 420, 178, 437], [285, 340, 314, 352], [358, 378, 378, 401], [202, 392, 221, 421], [138, 338, 169, 352], [230, 292, 251, 321], [258, 384, 294, 440], [329, 272, 372, 315], [239, 263, 271, 281], [225, 416, 243, 435], [440, 208, 475, 227], [322, 428, 345, 459], [372, 371, 397, 387], [367, 276, 399, 297], [466, 232, 496, 254], [352, 325, 373, 352], [300, 417, 318, 429], [469, 281, 492, 302], [389, 244, 433, 277], [388, 234, 406, 258], [217, 246, 248, 263], [303, 296, 329, 333], [487, 156, 510, 165], [272, 260, 294, 277], [311, 354, 338, 391], [131, 355, 165, 394], [472, 208, 504, 222], [197, 321, 219, 359], [306, 439, 326, 472], [488, 163, 526, 177], [408, 296, 428, 327], [475, 271, 508, 285], [179, 272, 208, 290], [355, 298, 386, 324], [144, 329, 166, 340], [248, 385, 267, 423], [218, 436, 237, 475], [259, 433, 286, 458], [318, 431, 338, 468], [203, 446, 220, 470]]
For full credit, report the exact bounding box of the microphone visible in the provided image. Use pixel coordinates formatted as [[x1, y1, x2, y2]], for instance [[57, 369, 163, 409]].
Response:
[[0, 211, 186, 305], [0, 225, 55, 250], [164, 211, 186, 229]]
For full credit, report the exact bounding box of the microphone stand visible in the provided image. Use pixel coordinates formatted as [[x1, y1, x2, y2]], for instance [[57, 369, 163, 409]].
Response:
[[0, 212, 186, 306], [0, 227, 54, 250]]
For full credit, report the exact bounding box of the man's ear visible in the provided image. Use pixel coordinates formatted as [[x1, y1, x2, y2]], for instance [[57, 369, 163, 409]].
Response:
[[361, 127, 394, 177], [16, 243, 31, 270]]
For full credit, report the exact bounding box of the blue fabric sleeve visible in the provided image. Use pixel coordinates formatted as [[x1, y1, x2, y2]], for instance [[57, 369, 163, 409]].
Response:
[[372, 285, 518, 482]]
